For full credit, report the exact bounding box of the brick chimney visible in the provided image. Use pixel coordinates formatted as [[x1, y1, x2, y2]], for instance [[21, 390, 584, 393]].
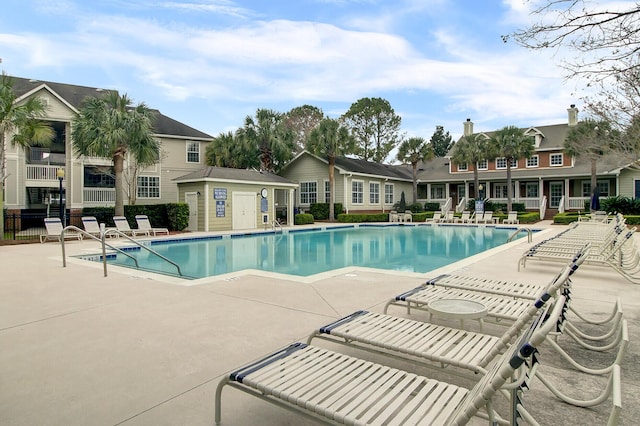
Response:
[[463, 118, 474, 136], [567, 104, 579, 126]]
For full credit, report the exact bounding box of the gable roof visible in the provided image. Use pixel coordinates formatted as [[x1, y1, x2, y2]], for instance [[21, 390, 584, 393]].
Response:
[[452, 123, 571, 155], [283, 151, 413, 181], [175, 166, 297, 186], [8, 76, 212, 140]]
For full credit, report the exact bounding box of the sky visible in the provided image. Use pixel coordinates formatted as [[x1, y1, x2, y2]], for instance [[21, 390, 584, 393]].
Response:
[[0, 0, 614, 156]]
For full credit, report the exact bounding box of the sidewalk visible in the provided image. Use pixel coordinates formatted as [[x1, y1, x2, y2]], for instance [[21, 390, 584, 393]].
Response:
[[0, 222, 636, 425]]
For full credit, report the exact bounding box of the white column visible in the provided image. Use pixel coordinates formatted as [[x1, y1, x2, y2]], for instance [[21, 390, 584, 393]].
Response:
[[288, 189, 295, 227]]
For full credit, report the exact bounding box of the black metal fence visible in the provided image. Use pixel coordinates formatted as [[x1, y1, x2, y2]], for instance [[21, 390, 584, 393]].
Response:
[[2, 211, 84, 242]]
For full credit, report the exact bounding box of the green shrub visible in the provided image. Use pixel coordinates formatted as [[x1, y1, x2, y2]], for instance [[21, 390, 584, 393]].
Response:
[[165, 203, 189, 231], [407, 203, 424, 213], [295, 213, 314, 225], [623, 215, 640, 225], [309, 203, 344, 220], [412, 213, 429, 222], [337, 213, 388, 223], [553, 212, 579, 225], [424, 202, 440, 211], [83, 204, 181, 230], [82, 207, 116, 226]]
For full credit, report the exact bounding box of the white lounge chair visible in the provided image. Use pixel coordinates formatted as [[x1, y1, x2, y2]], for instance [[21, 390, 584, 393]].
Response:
[[425, 211, 442, 223], [113, 216, 150, 237], [40, 218, 83, 243], [443, 211, 455, 222], [384, 247, 588, 326], [503, 211, 519, 224], [454, 211, 471, 223], [81, 216, 117, 238], [476, 210, 493, 224], [135, 215, 169, 236], [215, 304, 558, 426], [309, 272, 569, 378]]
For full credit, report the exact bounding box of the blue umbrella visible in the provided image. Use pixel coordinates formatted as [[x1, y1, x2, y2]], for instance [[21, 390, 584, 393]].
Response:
[[590, 189, 601, 211]]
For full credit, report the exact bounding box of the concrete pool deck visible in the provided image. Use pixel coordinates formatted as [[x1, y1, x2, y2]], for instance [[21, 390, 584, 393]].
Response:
[[0, 221, 637, 425]]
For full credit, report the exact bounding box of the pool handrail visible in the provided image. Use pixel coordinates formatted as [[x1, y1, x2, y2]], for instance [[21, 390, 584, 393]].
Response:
[[508, 227, 533, 243], [60, 225, 183, 277]]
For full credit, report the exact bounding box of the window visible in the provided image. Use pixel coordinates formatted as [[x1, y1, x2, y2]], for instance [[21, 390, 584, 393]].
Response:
[[352, 180, 364, 204], [582, 181, 610, 197], [84, 166, 115, 188], [300, 181, 317, 204], [186, 142, 200, 163], [496, 157, 507, 169], [477, 160, 488, 170], [369, 182, 380, 204], [526, 183, 539, 198], [384, 183, 394, 204], [550, 153, 563, 166], [510, 158, 518, 168], [493, 183, 508, 199], [430, 184, 445, 199], [324, 180, 331, 203], [137, 176, 160, 198], [457, 163, 468, 171], [526, 155, 539, 168]]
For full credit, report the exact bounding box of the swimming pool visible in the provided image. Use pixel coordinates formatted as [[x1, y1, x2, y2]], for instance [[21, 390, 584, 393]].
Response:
[[86, 224, 526, 279]]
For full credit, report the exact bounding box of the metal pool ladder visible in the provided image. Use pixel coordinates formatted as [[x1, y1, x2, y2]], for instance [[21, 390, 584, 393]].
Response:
[[507, 227, 533, 243], [59, 225, 183, 277]]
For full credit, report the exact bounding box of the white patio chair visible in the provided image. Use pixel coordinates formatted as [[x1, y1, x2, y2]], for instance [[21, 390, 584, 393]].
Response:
[[425, 211, 442, 223], [40, 218, 83, 243], [476, 210, 493, 224], [113, 216, 150, 237], [82, 216, 117, 238], [503, 211, 519, 224], [443, 210, 455, 222], [454, 210, 471, 223], [135, 215, 169, 236]]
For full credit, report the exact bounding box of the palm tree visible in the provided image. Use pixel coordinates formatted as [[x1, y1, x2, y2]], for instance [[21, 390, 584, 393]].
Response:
[[306, 118, 354, 221], [450, 133, 493, 200], [490, 126, 535, 211], [564, 119, 613, 201], [72, 92, 159, 216], [0, 73, 54, 238], [237, 109, 295, 172], [396, 137, 434, 204], [205, 131, 259, 169]]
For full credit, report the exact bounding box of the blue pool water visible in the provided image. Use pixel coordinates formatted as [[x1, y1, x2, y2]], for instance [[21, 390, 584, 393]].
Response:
[[88, 224, 525, 279]]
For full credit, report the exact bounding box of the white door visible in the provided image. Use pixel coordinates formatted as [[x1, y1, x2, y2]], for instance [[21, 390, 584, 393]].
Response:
[[185, 192, 198, 231], [233, 192, 257, 230]]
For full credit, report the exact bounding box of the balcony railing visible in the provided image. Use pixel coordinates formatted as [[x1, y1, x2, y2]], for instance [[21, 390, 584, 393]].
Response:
[[84, 188, 115, 205], [26, 165, 64, 181]]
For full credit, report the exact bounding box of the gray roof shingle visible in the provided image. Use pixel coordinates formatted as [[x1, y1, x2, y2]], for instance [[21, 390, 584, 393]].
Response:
[[9, 76, 212, 140], [175, 166, 296, 185]]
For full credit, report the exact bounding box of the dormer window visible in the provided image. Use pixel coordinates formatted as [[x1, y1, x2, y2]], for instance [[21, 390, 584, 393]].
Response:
[[477, 159, 488, 170], [457, 163, 468, 171], [550, 153, 563, 166]]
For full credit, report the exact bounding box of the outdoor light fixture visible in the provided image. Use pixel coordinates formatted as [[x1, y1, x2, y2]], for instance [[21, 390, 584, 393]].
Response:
[[57, 168, 65, 224]]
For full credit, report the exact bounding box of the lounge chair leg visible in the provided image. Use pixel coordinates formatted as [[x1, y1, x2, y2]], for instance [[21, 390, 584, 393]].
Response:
[[214, 378, 230, 425]]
